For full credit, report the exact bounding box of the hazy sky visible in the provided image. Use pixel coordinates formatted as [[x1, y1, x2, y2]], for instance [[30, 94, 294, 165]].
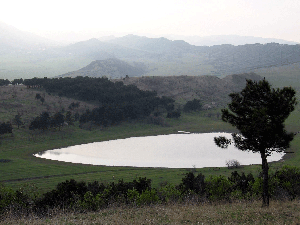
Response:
[[1, 0, 300, 42]]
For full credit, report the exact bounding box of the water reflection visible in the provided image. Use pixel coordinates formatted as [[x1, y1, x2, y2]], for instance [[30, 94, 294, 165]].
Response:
[[34, 133, 284, 168]]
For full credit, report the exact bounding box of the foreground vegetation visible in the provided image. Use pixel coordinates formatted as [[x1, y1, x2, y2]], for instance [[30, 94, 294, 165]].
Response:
[[1, 166, 300, 224]]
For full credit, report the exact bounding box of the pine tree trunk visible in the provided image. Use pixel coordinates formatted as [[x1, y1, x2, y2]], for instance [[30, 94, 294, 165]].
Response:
[[261, 150, 269, 207]]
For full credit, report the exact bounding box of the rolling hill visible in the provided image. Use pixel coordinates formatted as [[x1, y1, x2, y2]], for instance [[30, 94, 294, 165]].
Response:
[[58, 58, 147, 79], [115, 72, 263, 108]]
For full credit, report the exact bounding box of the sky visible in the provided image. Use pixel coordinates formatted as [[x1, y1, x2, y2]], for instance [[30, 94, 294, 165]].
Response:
[[1, 0, 300, 43]]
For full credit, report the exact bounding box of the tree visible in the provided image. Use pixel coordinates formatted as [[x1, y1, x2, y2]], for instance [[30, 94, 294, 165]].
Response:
[[214, 79, 297, 206], [160, 96, 175, 112], [0, 79, 10, 86], [35, 93, 41, 100], [29, 111, 51, 131], [65, 111, 74, 125], [13, 114, 23, 129], [12, 78, 23, 85], [51, 112, 65, 130], [166, 110, 181, 119], [40, 97, 45, 105], [183, 99, 202, 112], [0, 122, 12, 135]]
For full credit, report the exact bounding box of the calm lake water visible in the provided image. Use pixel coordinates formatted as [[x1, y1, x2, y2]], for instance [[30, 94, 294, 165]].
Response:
[[34, 133, 284, 168]]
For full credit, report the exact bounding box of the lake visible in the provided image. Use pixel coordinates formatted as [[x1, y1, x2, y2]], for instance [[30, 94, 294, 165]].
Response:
[[34, 132, 284, 168]]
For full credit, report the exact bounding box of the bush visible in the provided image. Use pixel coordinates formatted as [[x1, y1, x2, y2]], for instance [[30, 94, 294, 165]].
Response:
[[178, 172, 205, 195], [251, 175, 278, 199], [183, 99, 202, 112], [228, 171, 255, 195], [79, 191, 104, 211], [158, 184, 182, 203], [147, 115, 168, 126], [0, 186, 30, 213], [35, 179, 88, 209], [205, 175, 233, 200], [127, 188, 140, 204], [138, 189, 160, 205], [0, 122, 13, 135], [127, 188, 160, 206], [226, 159, 241, 169], [274, 165, 300, 199], [166, 111, 181, 119], [132, 177, 152, 194]]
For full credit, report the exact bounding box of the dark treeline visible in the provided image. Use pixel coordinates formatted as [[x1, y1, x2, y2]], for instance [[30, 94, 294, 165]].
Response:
[[0, 166, 299, 216], [0, 79, 10, 86], [23, 76, 176, 127], [0, 78, 23, 86], [1, 77, 204, 133], [29, 112, 64, 131], [23, 76, 158, 103]]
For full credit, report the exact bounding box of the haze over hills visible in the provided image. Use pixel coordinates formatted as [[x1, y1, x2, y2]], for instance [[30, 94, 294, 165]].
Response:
[[164, 35, 299, 46], [0, 22, 57, 53], [58, 36, 300, 79], [1, 22, 300, 80]]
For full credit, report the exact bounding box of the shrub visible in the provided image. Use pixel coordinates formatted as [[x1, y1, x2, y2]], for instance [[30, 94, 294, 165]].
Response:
[[127, 188, 160, 206], [226, 159, 241, 169], [0, 186, 30, 213], [251, 175, 279, 199], [35, 179, 88, 209], [79, 191, 104, 211], [132, 177, 152, 194], [147, 115, 168, 126], [205, 175, 233, 200], [228, 171, 255, 196], [178, 172, 205, 195], [274, 165, 300, 199], [166, 111, 181, 119], [158, 184, 182, 203], [183, 99, 202, 112], [138, 189, 160, 205]]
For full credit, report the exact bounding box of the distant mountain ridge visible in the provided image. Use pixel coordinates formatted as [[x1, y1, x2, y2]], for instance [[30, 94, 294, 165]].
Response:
[[58, 37, 300, 78], [165, 35, 299, 46], [107, 34, 193, 53], [1, 22, 300, 79]]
